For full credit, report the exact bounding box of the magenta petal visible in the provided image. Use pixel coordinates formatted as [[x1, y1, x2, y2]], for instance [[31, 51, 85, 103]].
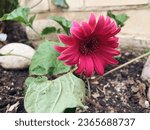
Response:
[[54, 46, 67, 53], [92, 53, 104, 75], [84, 56, 94, 77], [89, 13, 96, 31], [72, 21, 80, 28], [102, 42, 119, 48], [65, 57, 78, 66], [103, 21, 116, 34], [58, 53, 72, 60], [102, 55, 118, 65], [105, 16, 111, 26], [94, 15, 105, 34], [62, 44, 79, 55], [101, 37, 119, 43], [70, 27, 84, 40], [65, 53, 80, 65], [108, 27, 121, 37], [58, 34, 76, 46], [75, 55, 86, 74], [65, 60, 76, 66], [99, 46, 120, 56], [82, 22, 92, 36]]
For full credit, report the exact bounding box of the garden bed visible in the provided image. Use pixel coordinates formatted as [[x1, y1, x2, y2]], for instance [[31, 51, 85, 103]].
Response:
[[0, 48, 150, 113]]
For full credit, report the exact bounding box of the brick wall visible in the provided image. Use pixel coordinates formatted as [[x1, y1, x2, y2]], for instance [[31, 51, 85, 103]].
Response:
[[20, 0, 150, 48], [20, 0, 150, 13]]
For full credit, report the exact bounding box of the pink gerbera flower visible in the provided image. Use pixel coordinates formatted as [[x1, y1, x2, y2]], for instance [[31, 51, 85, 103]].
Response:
[[54, 13, 121, 77]]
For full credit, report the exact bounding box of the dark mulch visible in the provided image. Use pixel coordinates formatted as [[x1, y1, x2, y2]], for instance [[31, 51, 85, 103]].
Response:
[[0, 68, 28, 113], [0, 48, 150, 113]]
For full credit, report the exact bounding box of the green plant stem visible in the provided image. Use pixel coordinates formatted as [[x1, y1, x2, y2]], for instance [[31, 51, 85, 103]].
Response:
[[93, 51, 150, 81], [30, 26, 42, 38], [69, 67, 77, 73], [86, 78, 91, 97]]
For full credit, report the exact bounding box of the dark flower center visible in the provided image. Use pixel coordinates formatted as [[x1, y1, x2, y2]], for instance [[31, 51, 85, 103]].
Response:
[[79, 37, 99, 55]]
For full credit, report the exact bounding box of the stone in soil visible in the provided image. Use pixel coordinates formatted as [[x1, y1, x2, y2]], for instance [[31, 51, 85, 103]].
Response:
[[0, 43, 35, 69], [141, 56, 150, 82]]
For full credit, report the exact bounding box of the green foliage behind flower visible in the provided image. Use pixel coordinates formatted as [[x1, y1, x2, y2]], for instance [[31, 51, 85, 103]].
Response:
[[0, 0, 19, 18], [107, 10, 129, 27]]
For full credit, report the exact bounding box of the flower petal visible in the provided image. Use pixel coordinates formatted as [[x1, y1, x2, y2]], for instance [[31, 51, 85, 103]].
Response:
[[70, 27, 84, 40], [101, 37, 119, 43], [58, 53, 72, 60], [99, 46, 120, 56], [102, 42, 119, 48], [65, 57, 79, 66], [58, 34, 76, 46], [75, 55, 86, 74], [54, 46, 67, 53], [64, 53, 80, 65], [72, 21, 80, 28], [103, 21, 116, 34], [92, 53, 104, 75], [93, 15, 105, 34], [105, 16, 111, 26], [89, 13, 96, 31], [106, 27, 121, 38], [62, 44, 79, 55], [84, 56, 94, 77], [102, 54, 118, 65], [82, 22, 92, 36]]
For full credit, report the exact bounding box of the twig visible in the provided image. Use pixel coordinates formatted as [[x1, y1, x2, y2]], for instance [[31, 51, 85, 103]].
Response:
[[93, 51, 150, 81], [85, 96, 101, 109], [0, 93, 23, 100], [86, 78, 91, 97]]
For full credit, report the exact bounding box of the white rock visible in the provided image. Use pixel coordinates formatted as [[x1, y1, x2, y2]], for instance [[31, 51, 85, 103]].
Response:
[[141, 56, 150, 82], [0, 43, 35, 69], [145, 100, 150, 108], [0, 33, 7, 42]]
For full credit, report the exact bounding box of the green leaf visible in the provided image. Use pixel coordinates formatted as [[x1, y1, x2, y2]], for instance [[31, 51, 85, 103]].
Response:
[[29, 40, 70, 76], [52, 0, 69, 9], [50, 16, 72, 35], [0, 0, 19, 18], [0, 7, 29, 24], [24, 73, 85, 113], [115, 14, 129, 27], [41, 27, 57, 35], [29, 15, 36, 26], [107, 10, 129, 27], [144, 48, 150, 53], [107, 10, 116, 19], [0, 7, 35, 27], [24, 76, 48, 93]]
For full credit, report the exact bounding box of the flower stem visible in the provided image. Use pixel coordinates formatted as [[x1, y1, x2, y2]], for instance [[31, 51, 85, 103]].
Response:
[[93, 51, 150, 81], [86, 78, 91, 97]]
